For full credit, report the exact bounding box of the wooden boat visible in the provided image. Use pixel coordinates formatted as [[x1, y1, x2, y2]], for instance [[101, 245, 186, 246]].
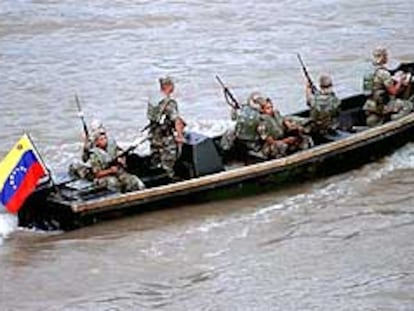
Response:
[[18, 62, 414, 230]]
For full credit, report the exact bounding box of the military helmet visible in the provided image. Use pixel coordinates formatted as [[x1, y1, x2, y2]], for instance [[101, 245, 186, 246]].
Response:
[[319, 74, 333, 88], [247, 92, 266, 110], [90, 119, 105, 132], [159, 76, 174, 86], [91, 128, 106, 142]]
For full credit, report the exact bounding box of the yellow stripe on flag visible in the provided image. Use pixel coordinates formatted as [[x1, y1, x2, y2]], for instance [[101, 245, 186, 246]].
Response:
[[0, 134, 35, 189]]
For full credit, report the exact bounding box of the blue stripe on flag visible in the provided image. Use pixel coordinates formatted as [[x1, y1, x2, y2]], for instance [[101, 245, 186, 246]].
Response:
[[0, 150, 39, 206]]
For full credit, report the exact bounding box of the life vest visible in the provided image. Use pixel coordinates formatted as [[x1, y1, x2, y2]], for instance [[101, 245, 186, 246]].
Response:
[[310, 93, 338, 130], [147, 99, 176, 136], [363, 66, 389, 105], [235, 105, 261, 141]]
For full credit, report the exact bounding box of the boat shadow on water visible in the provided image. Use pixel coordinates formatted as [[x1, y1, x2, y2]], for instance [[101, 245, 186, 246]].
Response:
[[18, 63, 414, 231]]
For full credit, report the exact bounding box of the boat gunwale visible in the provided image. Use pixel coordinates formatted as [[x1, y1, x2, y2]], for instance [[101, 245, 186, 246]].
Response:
[[70, 112, 414, 214]]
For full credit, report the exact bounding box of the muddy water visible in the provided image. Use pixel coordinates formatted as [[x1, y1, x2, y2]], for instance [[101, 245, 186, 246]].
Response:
[[1, 1, 414, 310]]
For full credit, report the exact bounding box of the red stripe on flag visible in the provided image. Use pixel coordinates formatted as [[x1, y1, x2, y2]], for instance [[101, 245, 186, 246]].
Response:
[[6, 162, 46, 214]]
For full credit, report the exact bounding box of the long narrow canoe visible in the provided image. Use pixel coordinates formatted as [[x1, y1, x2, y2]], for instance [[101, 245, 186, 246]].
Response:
[[18, 63, 414, 230]]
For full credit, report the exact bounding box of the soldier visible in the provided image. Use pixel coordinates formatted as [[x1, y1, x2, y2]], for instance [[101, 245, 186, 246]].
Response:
[[81, 119, 110, 162], [257, 98, 308, 159], [89, 128, 145, 192], [305, 74, 341, 135], [69, 119, 115, 179], [220, 92, 263, 154], [362, 48, 412, 127], [147, 76, 185, 178]]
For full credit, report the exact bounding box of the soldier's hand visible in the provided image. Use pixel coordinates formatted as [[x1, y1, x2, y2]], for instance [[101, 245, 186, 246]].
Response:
[[175, 134, 185, 144], [117, 157, 126, 167], [402, 72, 412, 86], [110, 166, 118, 174]]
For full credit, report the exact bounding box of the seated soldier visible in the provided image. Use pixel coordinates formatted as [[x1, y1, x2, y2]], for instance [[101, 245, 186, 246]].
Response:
[[220, 92, 264, 154], [363, 48, 413, 127], [305, 74, 341, 136], [69, 119, 117, 179], [89, 128, 145, 192], [257, 98, 310, 159]]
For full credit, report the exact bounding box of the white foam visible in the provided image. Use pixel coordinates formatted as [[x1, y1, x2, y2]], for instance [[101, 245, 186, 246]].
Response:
[[0, 211, 17, 245], [389, 143, 414, 169]]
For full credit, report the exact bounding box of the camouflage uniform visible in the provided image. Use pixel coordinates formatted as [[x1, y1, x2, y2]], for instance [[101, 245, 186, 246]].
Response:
[[147, 96, 181, 177], [257, 111, 288, 158], [363, 52, 413, 127], [220, 93, 262, 153], [363, 62, 394, 127], [307, 76, 341, 135], [89, 137, 145, 192], [70, 121, 118, 179]]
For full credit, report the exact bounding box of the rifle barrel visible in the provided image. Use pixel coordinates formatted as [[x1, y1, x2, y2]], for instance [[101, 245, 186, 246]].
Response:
[[75, 94, 89, 138], [215, 75, 240, 109], [297, 54, 317, 94]]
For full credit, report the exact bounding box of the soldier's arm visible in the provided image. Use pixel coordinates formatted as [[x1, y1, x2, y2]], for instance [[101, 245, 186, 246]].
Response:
[[90, 153, 118, 178], [257, 120, 274, 144], [166, 99, 186, 143], [381, 69, 402, 96], [305, 82, 314, 106]]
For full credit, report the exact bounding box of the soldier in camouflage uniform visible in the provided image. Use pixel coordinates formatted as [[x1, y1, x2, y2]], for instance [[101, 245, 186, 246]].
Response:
[[256, 98, 310, 159], [89, 129, 145, 192], [305, 74, 341, 135], [220, 92, 263, 154], [363, 48, 413, 127], [69, 119, 117, 180], [147, 76, 185, 178]]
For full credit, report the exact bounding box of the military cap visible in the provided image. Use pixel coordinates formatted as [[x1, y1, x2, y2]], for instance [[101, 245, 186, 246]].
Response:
[[159, 76, 174, 86], [319, 74, 333, 88]]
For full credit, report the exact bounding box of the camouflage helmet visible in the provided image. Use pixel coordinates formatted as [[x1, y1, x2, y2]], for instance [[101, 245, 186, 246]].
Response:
[[159, 76, 174, 87], [91, 128, 106, 142], [247, 92, 266, 110], [319, 74, 333, 88], [372, 47, 388, 64], [90, 119, 105, 132]]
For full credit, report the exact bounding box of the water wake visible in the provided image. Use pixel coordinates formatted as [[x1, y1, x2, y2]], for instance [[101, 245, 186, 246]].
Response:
[[0, 212, 17, 245]]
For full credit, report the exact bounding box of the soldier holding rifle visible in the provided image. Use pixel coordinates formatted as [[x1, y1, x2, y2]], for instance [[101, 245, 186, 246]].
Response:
[[146, 76, 185, 178], [216, 76, 263, 155], [89, 127, 145, 192], [362, 48, 413, 127], [298, 54, 341, 137]]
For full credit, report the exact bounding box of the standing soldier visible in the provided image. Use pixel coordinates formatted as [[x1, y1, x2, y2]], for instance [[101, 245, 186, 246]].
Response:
[[362, 48, 412, 127], [305, 74, 341, 136], [147, 76, 185, 178], [89, 128, 145, 192]]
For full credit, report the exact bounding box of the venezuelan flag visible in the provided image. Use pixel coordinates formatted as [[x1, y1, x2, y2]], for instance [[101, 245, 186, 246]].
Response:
[[0, 134, 47, 214]]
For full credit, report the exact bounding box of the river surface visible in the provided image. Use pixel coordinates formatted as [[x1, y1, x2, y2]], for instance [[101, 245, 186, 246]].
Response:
[[1, 1, 414, 310]]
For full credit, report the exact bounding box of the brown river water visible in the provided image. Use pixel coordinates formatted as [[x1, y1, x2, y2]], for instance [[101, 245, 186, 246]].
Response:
[[1, 0, 414, 310]]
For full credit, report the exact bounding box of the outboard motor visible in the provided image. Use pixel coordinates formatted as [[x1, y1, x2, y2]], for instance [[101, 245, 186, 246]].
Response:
[[175, 132, 224, 179]]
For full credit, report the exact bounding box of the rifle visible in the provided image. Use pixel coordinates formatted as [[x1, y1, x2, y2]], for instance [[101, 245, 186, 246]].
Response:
[[75, 94, 89, 140], [141, 99, 169, 133], [107, 137, 147, 168], [216, 75, 241, 110], [297, 53, 318, 94]]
